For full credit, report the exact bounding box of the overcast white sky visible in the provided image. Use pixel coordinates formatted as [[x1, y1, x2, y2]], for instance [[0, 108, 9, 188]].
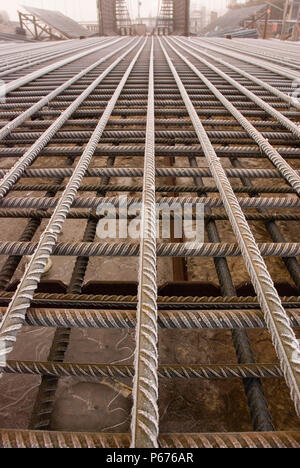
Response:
[[1, 0, 230, 22]]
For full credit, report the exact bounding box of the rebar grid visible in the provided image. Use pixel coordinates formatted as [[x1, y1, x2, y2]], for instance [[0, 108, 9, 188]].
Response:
[[0, 36, 299, 448]]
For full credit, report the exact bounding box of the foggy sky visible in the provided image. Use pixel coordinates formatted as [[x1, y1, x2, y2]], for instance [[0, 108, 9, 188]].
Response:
[[1, 0, 231, 22]]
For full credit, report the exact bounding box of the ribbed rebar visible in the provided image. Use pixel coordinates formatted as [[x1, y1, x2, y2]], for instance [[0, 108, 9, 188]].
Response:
[[1, 165, 299, 179], [0, 38, 147, 377], [169, 38, 300, 196], [185, 38, 300, 111], [0, 306, 299, 330], [0, 35, 300, 447], [0, 38, 124, 141], [0, 195, 299, 210], [0, 430, 299, 448], [0, 291, 298, 309], [0, 209, 299, 222], [29, 162, 117, 430], [0, 39, 140, 200], [3, 130, 296, 142], [0, 241, 299, 258], [4, 39, 115, 94], [4, 360, 285, 380], [189, 155, 274, 429], [160, 37, 300, 417], [131, 39, 159, 448]]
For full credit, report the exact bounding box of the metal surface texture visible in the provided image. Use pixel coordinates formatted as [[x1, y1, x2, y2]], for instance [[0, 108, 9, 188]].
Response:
[[131, 39, 159, 448], [0, 430, 299, 449], [0, 306, 299, 330], [159, 36, 300, 419], [0, 36, 299, 448]]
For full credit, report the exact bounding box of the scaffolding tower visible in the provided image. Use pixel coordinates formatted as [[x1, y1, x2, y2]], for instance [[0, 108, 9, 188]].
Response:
[[115, 0, 132, 33], [156, 0, 190, 35], [156, 0, 174, 34]]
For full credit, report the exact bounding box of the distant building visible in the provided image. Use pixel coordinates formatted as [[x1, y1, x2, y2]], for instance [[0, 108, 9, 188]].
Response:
[[190, 8, 207, 35], [79, 22, 99, 34], [0, 10, 10, 25], [0, 10, 22, 35], [139, 17, 157, 33], [131, 23, 147, 35]]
